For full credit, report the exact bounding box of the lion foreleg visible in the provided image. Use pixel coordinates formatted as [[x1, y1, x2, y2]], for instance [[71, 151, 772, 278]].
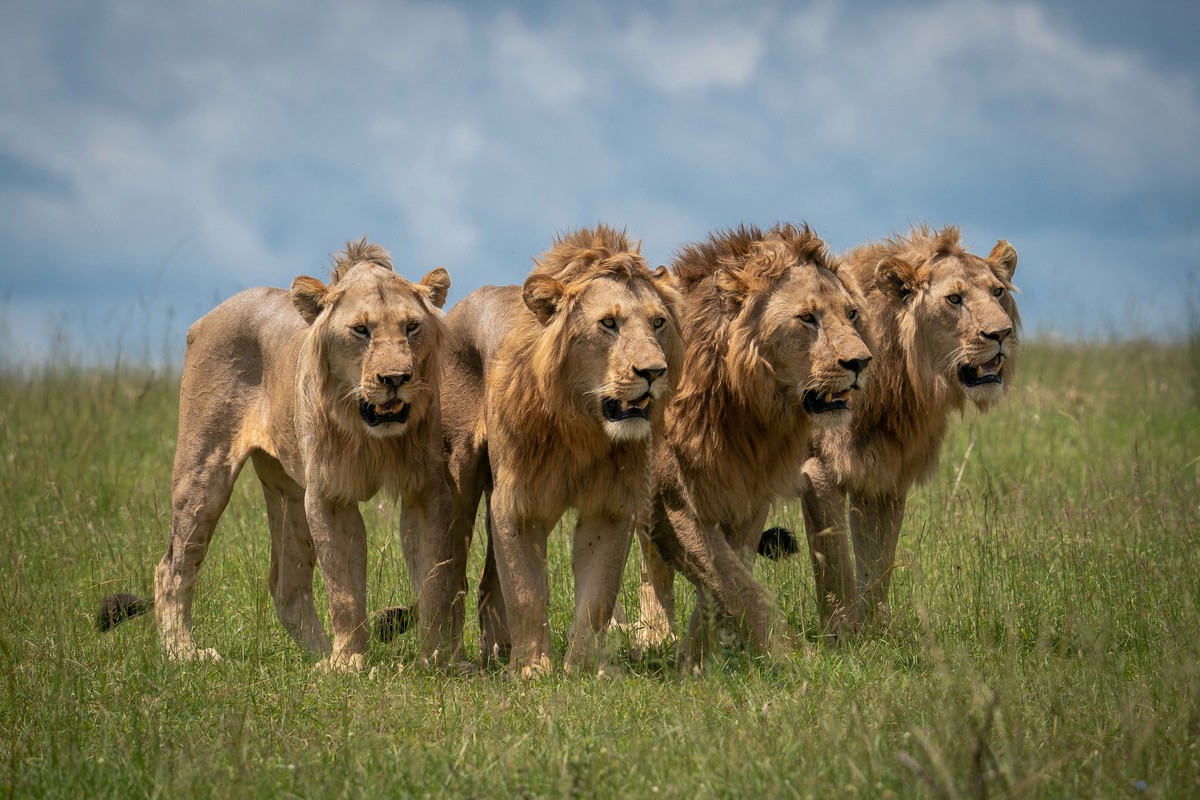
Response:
[[564, 515, 632, 676], [849, 491, 906, 626], [478, 499, 511, 665], [306, 493, 368, 671], [800, 458, 859, 637], [400, 480, 468, 669], [262, 478, 330, 656], [488, 502, 552, 679]]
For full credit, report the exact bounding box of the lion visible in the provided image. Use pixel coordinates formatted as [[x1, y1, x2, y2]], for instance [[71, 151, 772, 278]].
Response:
[[98, 239, 458, 671], [634, 224, 872, 667], [798, 224, 1020, 632], [434, 225, 682, 678]]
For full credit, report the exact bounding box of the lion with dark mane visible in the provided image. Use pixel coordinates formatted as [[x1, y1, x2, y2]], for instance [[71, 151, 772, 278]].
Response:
[[636, 224, 872, 666], [799, 224, 1020, 632], [99, 240, 458, 671], [437, 225, 682, 677]]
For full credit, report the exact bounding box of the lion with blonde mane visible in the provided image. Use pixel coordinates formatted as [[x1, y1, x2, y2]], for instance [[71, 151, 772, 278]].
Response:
[[799, 225, 1020, 632], [99, 240, 458, 671], [437, 225, 682, 677], [635, 224, 872, 667]]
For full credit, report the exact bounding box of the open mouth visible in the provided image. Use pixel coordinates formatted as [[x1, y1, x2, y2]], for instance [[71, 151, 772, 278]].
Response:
[[359, 398, 411, 426], [802, 388, 852, 414], [959, 354, 1004, 387], [602, 393, 652, 422]]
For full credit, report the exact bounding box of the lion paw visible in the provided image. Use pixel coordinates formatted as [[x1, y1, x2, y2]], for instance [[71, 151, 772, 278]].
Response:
[[515, 655, 552, 681], [166, 644, 223, 663], [314, 652, 365, 674]]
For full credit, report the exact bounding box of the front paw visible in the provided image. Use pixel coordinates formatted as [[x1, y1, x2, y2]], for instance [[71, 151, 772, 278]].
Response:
[[314, 652, 365, 674]]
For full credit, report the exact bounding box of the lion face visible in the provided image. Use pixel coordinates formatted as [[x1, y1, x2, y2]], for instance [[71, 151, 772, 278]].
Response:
[[753, 265, 872, 430], [876, 240, 1018, 410], [292, 263, 450, 438], [524, 273, 680, 443]]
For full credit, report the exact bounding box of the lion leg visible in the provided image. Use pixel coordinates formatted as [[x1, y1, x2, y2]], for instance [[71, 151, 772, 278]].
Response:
[[305, 493, 369, 671], [254, 453, 329, 656], [401, 478, 468, 669], [154, 440, 248, 662], [799, 458, 859, 637], [564, 515, 632, 676], [489, 504, 552, 679], [478, 499, 512, 665], [849, 491, 906, 626], [632, 524, 677, 658]]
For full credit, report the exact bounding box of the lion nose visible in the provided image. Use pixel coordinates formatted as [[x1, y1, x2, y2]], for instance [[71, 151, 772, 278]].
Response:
[[634, 365, 667, 385], [377, 372, 412, 388], [839, 356, 871, 376], [981, 327, 1012, 344]]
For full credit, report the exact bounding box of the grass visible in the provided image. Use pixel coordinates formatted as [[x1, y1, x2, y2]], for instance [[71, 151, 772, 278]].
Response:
[[1, 340, 1198, 798]]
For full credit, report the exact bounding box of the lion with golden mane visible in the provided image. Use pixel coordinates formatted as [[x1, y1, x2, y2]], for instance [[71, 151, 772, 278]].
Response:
[[100, 240, 458, 671], [635, 224, 872, 667], [437, 225, 681, 677], [799, 224, 1020, 632]]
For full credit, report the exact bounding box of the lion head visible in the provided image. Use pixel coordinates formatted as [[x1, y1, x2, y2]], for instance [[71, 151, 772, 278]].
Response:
[[671, 224, 872, 441], [514, 225, 683, 444], [866, 225, 1019, 411], [291, 238, 451, 441]]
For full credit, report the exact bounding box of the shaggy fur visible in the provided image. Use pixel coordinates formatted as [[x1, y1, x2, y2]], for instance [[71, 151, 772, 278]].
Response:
[[636, 224, 872, 667], [437, 225, 683, 677], [100, 239, 459, 671], [801, 224, 1020, 631]]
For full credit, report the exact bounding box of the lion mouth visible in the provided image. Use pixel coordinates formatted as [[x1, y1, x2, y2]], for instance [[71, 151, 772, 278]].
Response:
[[802, 389, 852, 414], [959, 354, 1004, 387], [359, 398, 411, 426], [602, 393, 652, 422]]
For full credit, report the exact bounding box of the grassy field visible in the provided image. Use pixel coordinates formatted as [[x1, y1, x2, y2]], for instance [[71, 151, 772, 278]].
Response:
[[1, 339, 1198, 798]]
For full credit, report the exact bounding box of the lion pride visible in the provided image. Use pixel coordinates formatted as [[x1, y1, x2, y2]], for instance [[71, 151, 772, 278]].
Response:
[[437, 225, 682, 678], [801, 224, 1020, 632], [637, 224, 872, 667], [100, 240, 458, 671]]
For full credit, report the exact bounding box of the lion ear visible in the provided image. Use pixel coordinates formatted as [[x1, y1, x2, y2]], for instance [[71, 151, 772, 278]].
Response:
[[419, 267, 451, 309], [874, 256, 918, 301], [714, 268, 749, 313], [987, 240, 1018, 281], [523, 274, 566, 325], [291, 276, 329, 324]]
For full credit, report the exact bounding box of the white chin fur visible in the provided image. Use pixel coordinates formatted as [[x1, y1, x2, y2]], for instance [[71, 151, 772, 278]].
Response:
[[362, 420, 410, 438], [604, 417, 652, 442], [808, 407, 853, 430], [964, 382, 1005, 410]]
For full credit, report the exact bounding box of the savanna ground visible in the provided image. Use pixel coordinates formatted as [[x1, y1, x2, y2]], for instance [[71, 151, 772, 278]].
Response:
[[1, 338, 1198, 798]]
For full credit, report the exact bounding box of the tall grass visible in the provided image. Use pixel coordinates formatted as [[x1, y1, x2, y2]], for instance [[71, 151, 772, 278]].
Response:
[[1, 341, 1198, 798]]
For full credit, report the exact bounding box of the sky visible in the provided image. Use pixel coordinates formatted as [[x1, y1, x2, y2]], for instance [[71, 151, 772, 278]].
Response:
[[2, 0, 1198, 365]]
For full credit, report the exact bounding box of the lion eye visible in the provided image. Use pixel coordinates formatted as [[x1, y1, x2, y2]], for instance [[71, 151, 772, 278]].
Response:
[[351, 324, 370, 338], [406, 321, 420, 334], [847, 308, 858, 322], [991, 287, 1005, 298], [600, 317, 617, 330], [946, 294, 962, 306], [652, 316, 666, 330], [799, 312, 816, 325]]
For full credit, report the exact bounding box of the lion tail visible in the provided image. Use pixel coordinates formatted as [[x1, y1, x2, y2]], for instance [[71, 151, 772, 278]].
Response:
[[96, 592, 153, 632], [372, 605, 417, 643], [758, 527, 801, 560]]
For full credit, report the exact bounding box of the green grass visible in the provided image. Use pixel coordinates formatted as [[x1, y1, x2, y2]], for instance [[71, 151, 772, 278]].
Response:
[[2, 340, 1198, 798]]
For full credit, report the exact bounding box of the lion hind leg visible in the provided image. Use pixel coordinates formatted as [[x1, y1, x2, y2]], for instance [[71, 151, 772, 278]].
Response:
[[256, 456, 330, 657], [154, 448, 248, 662], [631, 523, 677, 659]]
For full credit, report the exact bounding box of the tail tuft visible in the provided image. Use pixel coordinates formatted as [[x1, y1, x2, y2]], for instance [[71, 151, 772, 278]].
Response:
[[96, 593, 150, 632], [373, 605, 416, 643], [758, 527, 800, 560]]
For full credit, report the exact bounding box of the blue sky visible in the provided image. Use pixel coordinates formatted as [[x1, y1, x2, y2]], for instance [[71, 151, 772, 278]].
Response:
[[2, 0, 1198, 364]]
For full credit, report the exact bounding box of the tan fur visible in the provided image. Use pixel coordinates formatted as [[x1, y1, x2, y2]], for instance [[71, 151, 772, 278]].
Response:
[[438, 225, 682, 677], [802, 224, 1020, 631], [151, 239, 459, 670], [637, 224, 872, 667]]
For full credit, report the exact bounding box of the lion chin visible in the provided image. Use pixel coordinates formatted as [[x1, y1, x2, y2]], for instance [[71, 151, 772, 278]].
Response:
[[601, 393, 653, 442], [958, 353, 1006, 408], [802, 387, 855, 430]]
